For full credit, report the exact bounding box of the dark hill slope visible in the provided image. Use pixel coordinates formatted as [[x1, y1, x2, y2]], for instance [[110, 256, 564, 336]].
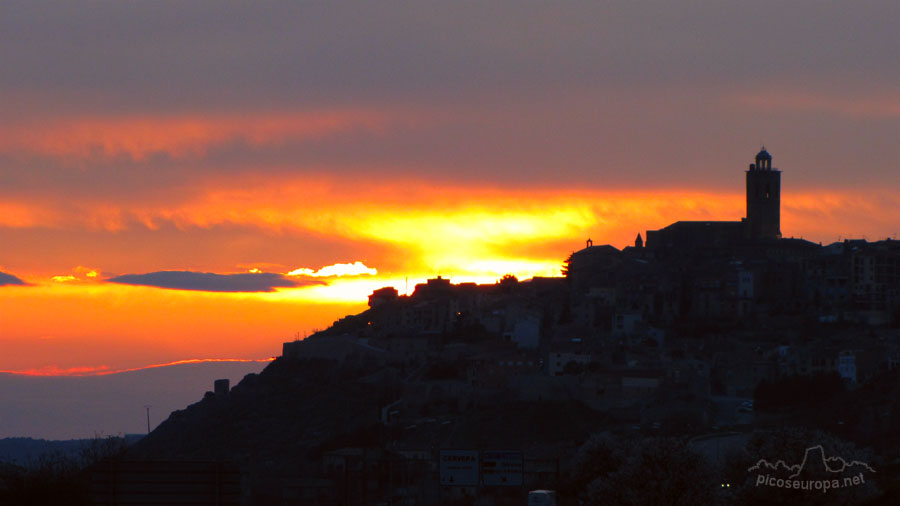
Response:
[[126, 350, 617, 503], [127, 357, 388, 482]]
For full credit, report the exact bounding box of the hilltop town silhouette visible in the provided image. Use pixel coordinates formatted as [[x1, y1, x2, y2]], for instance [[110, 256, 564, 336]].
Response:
[[56, 149, 900, 505], [286, 148, 900, 383]]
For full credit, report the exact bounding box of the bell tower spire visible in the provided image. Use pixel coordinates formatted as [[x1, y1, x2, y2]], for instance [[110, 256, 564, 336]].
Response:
[[745, 147, 781, 240]]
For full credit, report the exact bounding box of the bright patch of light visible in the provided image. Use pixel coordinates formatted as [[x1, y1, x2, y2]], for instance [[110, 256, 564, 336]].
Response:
[[287, 261, 377, 277]]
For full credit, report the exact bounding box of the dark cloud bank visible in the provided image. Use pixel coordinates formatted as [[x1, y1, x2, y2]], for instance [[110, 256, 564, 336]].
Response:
[[107, 271, 320, 292], [0, 271, 26, 286]]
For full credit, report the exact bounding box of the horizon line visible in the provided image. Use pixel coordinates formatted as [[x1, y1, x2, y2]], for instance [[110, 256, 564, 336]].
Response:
[[0, 358, 276, 378]]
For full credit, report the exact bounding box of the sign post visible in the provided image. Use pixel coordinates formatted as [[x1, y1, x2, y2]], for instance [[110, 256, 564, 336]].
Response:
[[439, 450, 479, 486], [481, 450, 524, 486]]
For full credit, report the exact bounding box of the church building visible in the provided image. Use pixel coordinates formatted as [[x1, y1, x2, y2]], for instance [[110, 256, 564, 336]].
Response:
[[643, 148, 782, 256]]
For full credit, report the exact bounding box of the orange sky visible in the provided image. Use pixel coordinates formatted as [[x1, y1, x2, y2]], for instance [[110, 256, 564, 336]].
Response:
[[4, 174, 900, 373], [3, 110, 900, 373], [3, 2, 900, 375]]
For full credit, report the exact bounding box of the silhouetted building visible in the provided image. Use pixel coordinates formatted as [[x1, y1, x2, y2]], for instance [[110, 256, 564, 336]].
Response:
[[368, 286, 399, 307], [644, 148, 782, 254], [214, 379, 229, 397], [745, 147, 781, 240], [565, 148, 834, 326], [644, 220, 745, 258]]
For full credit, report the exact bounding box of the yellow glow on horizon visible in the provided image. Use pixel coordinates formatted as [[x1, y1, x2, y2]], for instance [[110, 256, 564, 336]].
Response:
[[7, 176, 900, 372], [349, 205, 594, 269], [9, 183, 900, 287], [10, 181, 900, 300], [279, 274, 511, 304]]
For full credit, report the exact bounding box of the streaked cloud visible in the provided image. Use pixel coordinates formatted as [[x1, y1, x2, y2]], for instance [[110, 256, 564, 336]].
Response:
[[0, 358, 273, 377], [0, 109, 402, 162], [107, 270, 322, 292], [728, 89, 900, 119], [0, 202, 57, 228]]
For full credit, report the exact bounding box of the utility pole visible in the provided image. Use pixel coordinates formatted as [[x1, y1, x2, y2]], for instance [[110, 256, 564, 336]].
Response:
[[144, 405, 152, 434]]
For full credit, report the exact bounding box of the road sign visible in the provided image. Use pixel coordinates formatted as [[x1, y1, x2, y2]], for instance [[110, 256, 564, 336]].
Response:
[[439, 450, 479, 486], [482, 450, 523, 486]]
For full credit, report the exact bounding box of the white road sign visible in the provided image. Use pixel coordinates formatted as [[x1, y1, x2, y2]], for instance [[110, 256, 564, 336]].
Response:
[[439, 450, 479, 486], [482, 450, 523, 486]]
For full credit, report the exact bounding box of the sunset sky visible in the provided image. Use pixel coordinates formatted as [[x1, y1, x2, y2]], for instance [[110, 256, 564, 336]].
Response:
[[3, 2, 900, 374]]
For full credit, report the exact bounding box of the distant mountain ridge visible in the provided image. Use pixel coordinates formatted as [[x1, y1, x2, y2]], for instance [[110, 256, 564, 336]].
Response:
[[0, 436, 144, 466], [0, 361, 267, 440]]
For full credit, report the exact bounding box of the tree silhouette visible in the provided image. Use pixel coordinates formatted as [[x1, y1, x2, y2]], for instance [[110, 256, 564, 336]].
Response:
[[564, 435, 714, 506]]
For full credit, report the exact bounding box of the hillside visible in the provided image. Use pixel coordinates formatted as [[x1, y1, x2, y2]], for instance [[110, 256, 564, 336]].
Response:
[[128, 349, 611, 504]]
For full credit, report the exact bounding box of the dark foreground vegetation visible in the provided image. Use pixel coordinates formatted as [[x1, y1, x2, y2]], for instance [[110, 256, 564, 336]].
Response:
[[0, 436, 128, 506]]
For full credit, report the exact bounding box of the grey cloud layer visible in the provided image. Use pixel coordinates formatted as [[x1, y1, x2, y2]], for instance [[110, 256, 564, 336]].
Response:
[[0, 272, 27, 286], [2, 1, 900, 197], [4, 2, 898, 111], [107, 271, 321, 292]]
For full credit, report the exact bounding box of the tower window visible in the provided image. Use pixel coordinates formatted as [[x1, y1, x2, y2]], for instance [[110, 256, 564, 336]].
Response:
[[765, 184, 770, 199]]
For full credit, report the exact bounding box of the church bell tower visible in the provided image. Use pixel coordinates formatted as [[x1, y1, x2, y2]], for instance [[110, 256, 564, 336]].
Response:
[[745, 147, 781, 240]]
